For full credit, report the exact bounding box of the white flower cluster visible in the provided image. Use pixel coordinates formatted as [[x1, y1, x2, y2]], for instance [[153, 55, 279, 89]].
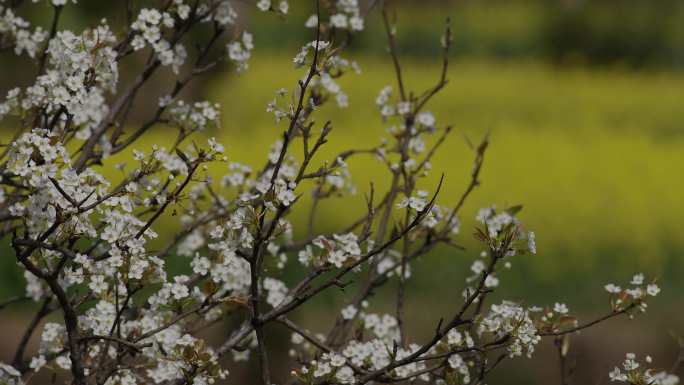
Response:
[[267, 241, 289, 269], [292, 307, 430, 383], [3, 23, 118, 140], [478, 301, 541, 358], [374, 85, 442, 174], [212, 0, 238, 25], [0, 123, 239, 382], [609, 353, 679, 385], [251, 140, 301, 206], [132, 8, 187, 73], [461, 207, 536, 297], [340, 304, 359, 320], [299, 351, 355, 384], [289, 329, 327, 359], [605, 273, 660, 313], [422, 204, 460, 232], [30, 322, 71, 371], [447, 353, 471, 383], [227, 31, 254, 72], [293, 40, 331, 68], [475, 204, 536, 255], [171, 0, 191, 20], [266, 87, 290, 122], [7, 129, 71, 179], [446, 327, 475, 349], [299, 321, 432, 384], [39, 322, 66, 356], [324, 156, 355, 194], [376, 248, 410, 278], [361, 312, 401, 343], [440, 327, 478, 382], [296, 41, 360, 108], [219, 161, 252, 188], [257, 0, 289, 15], [476, 204, 520, 237], [186, 223, 254, 296], [167, 100, 221, 133], [376, 85, 394, 118], [0, 362, 22, 385], [0, 87, 19, 119], [141, 328, 228, 384], [263, 277, 289, 307], [32, 0, 78, 6], [329, 0, 364, 31], [0, 4, 47, 58], [528, 302, 580, 335], [298, 233, 362, 268], [376, 85, 435, 129], [303, 0, 363, 31], [464, 251, 506, 292], [530, 302, 571, 320], [397, 190, 429, 211], [5, 131, 114, 240]]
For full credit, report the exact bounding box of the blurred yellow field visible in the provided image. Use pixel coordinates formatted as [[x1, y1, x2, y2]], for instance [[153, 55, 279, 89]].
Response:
[[118, 54, 684, 282], [3, 55, 682, 298]]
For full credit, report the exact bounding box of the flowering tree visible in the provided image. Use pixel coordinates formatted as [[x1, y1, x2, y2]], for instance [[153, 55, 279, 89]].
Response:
[[0, 1, 678, 385]]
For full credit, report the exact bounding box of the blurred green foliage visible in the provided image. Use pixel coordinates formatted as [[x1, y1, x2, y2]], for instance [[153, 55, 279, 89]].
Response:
[[544, 1, 684, 68], [3, 0, 684, 79], [249, 0, 684, 69], [208, 54, 684, 300]]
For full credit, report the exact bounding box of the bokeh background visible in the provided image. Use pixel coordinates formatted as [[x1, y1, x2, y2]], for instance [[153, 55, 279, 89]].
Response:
[[1, 1, 683, 384]]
